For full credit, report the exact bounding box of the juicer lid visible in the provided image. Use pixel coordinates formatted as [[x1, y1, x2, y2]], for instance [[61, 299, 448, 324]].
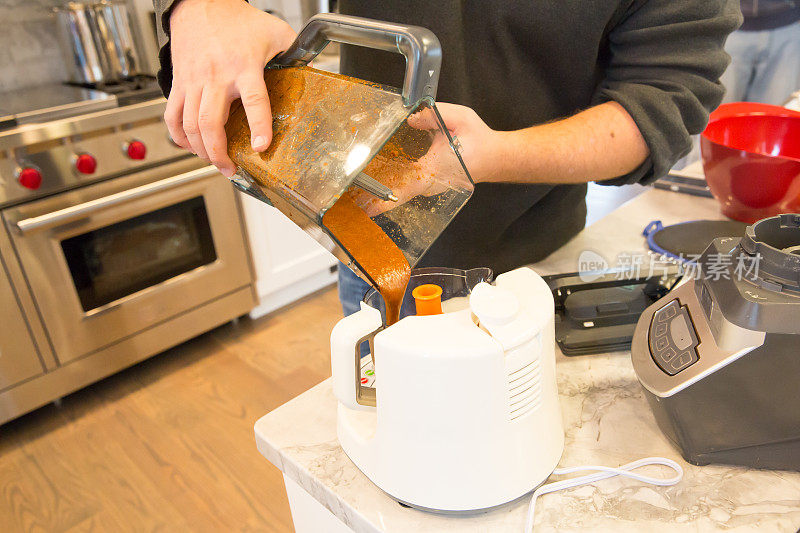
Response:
[[470, 283, 534, 350], [372, 268, 551, 359], [470, 269, 551, 351]]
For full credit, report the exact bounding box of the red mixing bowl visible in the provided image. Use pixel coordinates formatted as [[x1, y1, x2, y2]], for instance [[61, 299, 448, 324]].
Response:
[[700, 103, 800, 223]]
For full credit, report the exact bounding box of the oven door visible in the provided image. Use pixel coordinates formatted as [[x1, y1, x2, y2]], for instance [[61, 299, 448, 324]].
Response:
[[2, 159, 253, 364]]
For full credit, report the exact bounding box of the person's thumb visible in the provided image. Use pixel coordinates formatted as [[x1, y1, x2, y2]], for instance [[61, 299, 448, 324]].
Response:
[[431, 102, 473, 134]]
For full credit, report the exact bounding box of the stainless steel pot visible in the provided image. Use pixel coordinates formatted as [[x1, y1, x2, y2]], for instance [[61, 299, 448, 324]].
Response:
[[54, 1, 142, 84], [54, 3, 105, 84]]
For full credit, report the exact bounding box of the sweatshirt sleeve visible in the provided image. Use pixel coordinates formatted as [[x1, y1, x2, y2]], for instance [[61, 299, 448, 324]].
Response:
[[153, 0, 181, 97], [593, 0, 742, 185]]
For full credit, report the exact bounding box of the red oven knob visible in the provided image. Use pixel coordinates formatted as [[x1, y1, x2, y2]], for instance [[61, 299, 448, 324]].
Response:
[[126, 140, 147, 160], [75, 153, 97, 174], [17, 167, 42, 190]]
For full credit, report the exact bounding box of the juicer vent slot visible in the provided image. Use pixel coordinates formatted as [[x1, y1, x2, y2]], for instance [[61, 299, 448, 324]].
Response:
[[506, 357, 542, 421], [510, 395, 541, 421]]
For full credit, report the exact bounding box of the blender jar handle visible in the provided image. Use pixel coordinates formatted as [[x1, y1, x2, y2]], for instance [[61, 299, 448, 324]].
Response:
[[270, 13, 441, 106]]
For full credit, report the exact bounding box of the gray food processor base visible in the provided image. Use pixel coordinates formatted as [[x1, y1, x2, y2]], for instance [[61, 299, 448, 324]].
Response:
[[643, 332, 800, 471]]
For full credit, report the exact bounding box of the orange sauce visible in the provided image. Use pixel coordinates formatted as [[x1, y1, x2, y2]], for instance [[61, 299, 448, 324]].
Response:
[[225, 66, 415, 326], [323, 194, 410, 326]]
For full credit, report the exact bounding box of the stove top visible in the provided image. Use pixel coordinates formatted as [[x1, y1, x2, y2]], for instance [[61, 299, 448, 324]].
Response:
[[0, 95, 185, 210], [0, 85, 116, 127], [0, 77, 163, 130]]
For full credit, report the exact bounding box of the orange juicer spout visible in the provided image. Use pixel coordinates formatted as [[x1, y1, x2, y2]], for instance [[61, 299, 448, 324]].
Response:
[[412, 284, 443, 316]]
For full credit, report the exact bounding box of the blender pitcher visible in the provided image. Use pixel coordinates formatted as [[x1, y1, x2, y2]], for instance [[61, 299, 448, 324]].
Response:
[[224, 13, 474, 289]]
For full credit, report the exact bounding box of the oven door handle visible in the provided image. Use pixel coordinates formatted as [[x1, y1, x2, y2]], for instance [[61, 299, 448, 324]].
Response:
[[12, 166, 218, 234]]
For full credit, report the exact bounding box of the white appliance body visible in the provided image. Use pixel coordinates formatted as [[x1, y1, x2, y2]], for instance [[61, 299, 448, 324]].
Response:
[[330, 268, 564, 511]]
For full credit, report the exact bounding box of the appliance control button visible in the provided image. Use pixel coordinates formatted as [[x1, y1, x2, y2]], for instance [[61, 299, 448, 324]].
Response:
[[655, 336, 669, 351], [661, 346, 676, 361], [75, 153, 97, 174], [657, 301, 678, 321], [126, 140, 147, 160], [670, 315, 694, 350], [677, 350, 694, 365], [649, 299, 700, 375], [669, 350, 698, 373], [17, 167, 42, 189]]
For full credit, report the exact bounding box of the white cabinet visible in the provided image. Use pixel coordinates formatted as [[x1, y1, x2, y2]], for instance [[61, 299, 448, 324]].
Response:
[[239, 193, 338, 318]]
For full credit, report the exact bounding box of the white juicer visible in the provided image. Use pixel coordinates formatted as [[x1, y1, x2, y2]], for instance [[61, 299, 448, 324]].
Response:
[[330, 267, 565, 511]]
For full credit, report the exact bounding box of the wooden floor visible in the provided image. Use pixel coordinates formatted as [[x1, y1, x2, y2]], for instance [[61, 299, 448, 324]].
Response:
[[0, 285, 343, 533]]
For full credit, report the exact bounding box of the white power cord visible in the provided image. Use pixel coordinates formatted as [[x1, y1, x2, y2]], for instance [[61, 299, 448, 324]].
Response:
[[523, 456, 684, 532]]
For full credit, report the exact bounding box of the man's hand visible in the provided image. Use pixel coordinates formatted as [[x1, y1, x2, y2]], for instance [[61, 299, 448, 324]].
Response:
[[423, 103, 503, 184], [164, 0, 296, 177], [430, 102, 650, 185]]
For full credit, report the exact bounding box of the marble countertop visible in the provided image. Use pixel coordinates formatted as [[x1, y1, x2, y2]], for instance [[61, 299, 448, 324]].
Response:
[[254, 188, 800, 532]]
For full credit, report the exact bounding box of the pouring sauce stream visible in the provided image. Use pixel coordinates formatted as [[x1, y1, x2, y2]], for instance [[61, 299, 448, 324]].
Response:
[[323, 194, 410, 326]]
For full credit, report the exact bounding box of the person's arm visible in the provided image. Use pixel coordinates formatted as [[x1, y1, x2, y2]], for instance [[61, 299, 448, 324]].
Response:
[[434, 101, 649, 184], [153, 0, 295, 177], [435, 0, 742, 186]]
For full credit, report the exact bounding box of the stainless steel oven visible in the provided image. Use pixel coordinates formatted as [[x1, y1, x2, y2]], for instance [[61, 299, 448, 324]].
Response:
[[2, 158, 252, 365], [0, 93, 255, 424]]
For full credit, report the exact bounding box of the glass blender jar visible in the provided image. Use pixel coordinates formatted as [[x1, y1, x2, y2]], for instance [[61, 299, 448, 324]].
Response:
[[225, 13, 475, 291]]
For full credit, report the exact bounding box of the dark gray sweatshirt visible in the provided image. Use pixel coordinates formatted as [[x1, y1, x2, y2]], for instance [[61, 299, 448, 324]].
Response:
[[154, 0, 741, 274]]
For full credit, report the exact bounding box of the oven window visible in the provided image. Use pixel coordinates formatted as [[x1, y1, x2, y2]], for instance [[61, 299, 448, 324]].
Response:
[[61, 197, 217, 311]]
